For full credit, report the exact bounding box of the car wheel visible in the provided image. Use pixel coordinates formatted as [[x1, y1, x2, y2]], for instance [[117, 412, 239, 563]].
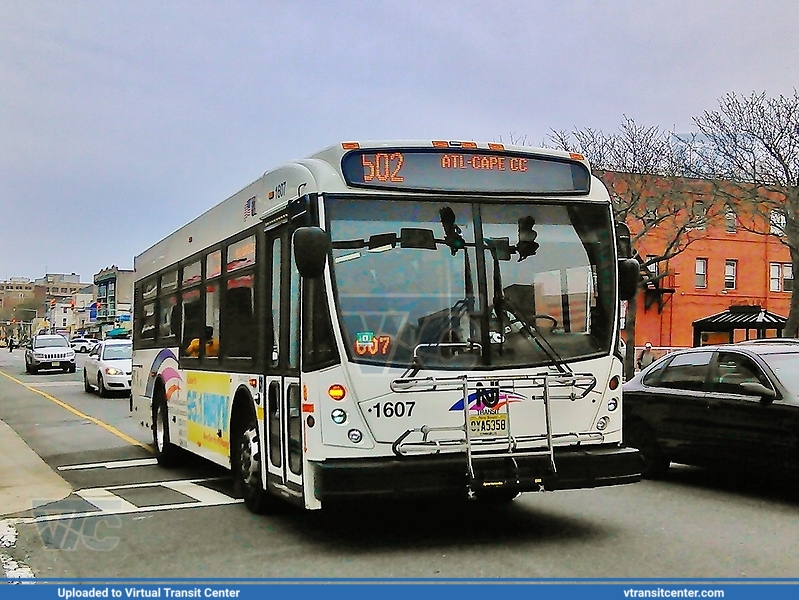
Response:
[[153, 395, 179, 467], [233, 413, 273, 514], [98, 373, 110, 398], [625, 419, 670, 478], [83, 370, 93, 393]]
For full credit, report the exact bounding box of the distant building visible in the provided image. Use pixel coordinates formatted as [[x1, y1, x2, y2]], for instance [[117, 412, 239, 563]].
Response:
[[93, 266, 135, 337], [68, 284, 97, 337]]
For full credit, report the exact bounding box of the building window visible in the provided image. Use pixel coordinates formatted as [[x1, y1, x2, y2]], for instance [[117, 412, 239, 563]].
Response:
[[725, 205, 737, 233], [724, 260, 737, 289], [770, 210, 786, 236], [695, 258, 707, 289], [691, 201, 707, 230], [770, 262, 793, 292], [644, 255, 659, 289]]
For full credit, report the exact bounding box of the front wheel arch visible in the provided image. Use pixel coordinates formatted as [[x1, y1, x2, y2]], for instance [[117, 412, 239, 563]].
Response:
[[230, 389, 276, 514], [152, 378, 180, 467]]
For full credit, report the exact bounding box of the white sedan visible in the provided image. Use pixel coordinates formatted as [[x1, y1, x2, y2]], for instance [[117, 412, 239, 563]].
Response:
[[83, 339, 132, 397]]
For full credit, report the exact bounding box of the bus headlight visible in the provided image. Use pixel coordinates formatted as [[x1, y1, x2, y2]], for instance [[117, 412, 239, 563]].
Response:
[[348, 429, 363, 443], [596, 416, 610, 431], [331, 409, 347, 425], [607, 398, 618, 412]]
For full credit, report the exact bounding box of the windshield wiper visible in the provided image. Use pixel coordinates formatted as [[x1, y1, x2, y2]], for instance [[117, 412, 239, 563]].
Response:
[[501, 292, 570, 374], [486, 241, 570, 374]]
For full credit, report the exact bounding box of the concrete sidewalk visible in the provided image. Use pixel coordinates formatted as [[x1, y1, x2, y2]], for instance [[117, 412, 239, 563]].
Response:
[[0, 418, 71, 517]]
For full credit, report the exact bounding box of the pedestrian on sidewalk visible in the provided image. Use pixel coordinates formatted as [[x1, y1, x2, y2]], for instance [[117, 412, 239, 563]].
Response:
[[637, 342, 655, 370]]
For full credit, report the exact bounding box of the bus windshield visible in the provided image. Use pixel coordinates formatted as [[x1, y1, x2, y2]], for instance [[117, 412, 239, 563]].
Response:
[[327, 196, 616, 370]]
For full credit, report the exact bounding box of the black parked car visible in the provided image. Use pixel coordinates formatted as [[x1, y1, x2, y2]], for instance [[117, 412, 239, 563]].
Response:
[[623, 342, 799, 478]]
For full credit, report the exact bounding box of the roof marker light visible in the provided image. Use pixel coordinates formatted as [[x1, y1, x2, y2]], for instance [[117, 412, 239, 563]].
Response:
[[432, 141, 449, 148], [488, 143, 504, 151], [461, 141, 478, 149], [569, 152, 585, 161], [342, 142, 360, 149]]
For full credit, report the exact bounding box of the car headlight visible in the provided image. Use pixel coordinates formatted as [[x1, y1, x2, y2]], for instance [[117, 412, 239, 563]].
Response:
[[105, 367, 123, 375]]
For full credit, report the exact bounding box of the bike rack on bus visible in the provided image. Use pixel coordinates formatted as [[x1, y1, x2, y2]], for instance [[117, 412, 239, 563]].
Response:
[[389, 372, 598, 484]]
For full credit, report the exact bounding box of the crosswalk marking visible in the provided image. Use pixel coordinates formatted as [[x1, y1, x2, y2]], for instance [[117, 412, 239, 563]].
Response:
[[76, 488, 139, 513], [9, 478, 241, 525], [58, 458, 158, 471]]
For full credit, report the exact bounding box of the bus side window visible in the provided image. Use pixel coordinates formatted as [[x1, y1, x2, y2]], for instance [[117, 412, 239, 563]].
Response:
[[180, 287, 202, 358], [270, 237, 281, 367]]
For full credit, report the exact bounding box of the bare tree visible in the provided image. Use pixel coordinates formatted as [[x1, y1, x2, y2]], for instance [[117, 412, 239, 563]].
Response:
[[682, 90, 799, 335], [550, 117, 723, 379]]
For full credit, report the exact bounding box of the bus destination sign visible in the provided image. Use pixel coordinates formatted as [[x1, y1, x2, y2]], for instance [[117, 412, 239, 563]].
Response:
[[341, 149, 590, 194]]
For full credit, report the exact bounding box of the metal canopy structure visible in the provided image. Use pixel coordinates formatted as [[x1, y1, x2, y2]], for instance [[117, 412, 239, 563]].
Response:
[[692, 305, 787, 346]]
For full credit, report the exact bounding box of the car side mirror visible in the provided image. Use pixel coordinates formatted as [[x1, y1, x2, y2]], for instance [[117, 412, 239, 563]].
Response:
[[740, 381, 777, 404]]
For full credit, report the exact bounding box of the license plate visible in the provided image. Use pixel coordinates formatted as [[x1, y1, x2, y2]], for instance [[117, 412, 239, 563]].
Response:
[[52, 361, 60, 367], [469, 413, 508, 437]]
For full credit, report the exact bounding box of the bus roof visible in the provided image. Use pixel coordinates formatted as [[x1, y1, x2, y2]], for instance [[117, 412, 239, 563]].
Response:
[[134, 140, 609, 281]]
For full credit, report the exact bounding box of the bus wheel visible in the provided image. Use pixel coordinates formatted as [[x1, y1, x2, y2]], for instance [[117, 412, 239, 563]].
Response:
[[234, 416, 270, 514], [153, 397, 179, 467], [625, 419, 670, 479]]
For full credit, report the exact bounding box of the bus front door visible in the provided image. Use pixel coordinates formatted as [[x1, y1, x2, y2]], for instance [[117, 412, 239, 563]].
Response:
[[264, 228, 303, 497]]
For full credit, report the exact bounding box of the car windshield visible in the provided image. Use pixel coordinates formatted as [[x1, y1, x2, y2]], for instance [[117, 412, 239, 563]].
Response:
[[34, 337, 68, 348], [103, 344, 132, 360], [327, 196, 615, 370]]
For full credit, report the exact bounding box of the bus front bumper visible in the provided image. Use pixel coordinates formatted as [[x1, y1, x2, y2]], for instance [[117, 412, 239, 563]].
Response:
[[313, 444, 641, 500]]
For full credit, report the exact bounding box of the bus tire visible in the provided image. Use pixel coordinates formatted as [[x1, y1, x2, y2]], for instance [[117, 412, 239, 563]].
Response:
[[625, 419, 670, 479], [153, 394, 179, 467], [233, 414, 272, 514]]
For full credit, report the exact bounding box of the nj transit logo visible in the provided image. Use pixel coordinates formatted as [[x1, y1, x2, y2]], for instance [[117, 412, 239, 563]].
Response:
[[449, 389, 527, 412]]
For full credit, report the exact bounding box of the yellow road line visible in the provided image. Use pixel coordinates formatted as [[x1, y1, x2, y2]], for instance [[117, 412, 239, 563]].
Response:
[[0, 370, 152, 452]]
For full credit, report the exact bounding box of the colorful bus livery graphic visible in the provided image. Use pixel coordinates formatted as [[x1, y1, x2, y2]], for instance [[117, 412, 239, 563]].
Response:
[[144, 349, 181, 401], [449, 388, 527, 414], [185, 371, 231, 454], [450, 388, 527, 437]]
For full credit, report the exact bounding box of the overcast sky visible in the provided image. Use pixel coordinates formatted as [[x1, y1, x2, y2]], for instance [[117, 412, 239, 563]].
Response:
[[1, 0, 798, 282]]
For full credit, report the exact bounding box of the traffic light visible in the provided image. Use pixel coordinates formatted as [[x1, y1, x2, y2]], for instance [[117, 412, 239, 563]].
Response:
[[517, 216, 539, 261]]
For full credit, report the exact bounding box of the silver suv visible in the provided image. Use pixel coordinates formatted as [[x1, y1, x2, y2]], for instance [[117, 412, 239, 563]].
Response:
[[25, 334, 77, 374]]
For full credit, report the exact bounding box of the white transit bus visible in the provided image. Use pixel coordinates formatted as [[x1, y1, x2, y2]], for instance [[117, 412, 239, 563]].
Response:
[[131, 140, 641, 512]]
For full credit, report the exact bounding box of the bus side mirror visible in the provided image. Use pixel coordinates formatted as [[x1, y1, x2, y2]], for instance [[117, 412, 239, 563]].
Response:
[[294, 227, 331, 279], [619, 259, 639, 301], [616, 222, 632, 259]]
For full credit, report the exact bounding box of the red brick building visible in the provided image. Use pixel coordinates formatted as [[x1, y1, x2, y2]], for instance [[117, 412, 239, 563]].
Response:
[[604, 173, 793, 349]]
